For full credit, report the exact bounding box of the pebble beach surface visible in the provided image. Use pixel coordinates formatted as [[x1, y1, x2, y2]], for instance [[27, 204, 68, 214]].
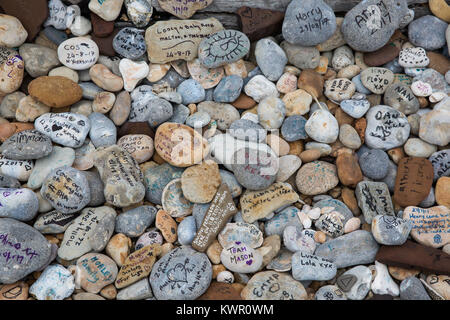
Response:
[[0, 0, 448, 301]]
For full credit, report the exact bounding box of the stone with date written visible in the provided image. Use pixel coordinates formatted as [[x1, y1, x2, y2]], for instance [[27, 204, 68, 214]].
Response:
[[393, 157, 434, 207], [355, 181, 394, 224], [57, 37, 99, 70], [191, 183, 237, 252], [57, 206, 116, 261], [241, 271, 307, 300], [0, 218, 52, 284], [282, 0, 337, 47], [150, 246, 212, 300], [403, 205, 449, 248], [145, 18, 223, 64]]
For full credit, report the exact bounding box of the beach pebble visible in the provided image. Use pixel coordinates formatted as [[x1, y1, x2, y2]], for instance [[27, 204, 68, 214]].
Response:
[[29, 264, 74, 300], [255, 38, 287, 81]]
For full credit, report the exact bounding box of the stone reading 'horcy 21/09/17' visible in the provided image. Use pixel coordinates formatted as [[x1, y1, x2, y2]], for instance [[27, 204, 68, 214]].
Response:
[[192, 183, 237, 252]]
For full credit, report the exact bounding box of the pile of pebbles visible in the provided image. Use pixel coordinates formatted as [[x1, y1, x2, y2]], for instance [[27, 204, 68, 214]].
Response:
[[0, 0, 448, 300]]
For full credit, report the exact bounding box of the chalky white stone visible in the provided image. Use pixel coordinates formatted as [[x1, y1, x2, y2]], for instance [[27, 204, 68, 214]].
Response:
[[0, 14, 28, 48], [29, 264, 75, 300], [371, 261, 400, 296], [0, 155, 33, 181], [411, 81, 433, 97], [305, 109, 339, 143], [88, 0, 124, 21], [57, 37, 99, 70], [398, 47, 430, 68], [119, 59, 150, 92], [220, 242, 263, 274]]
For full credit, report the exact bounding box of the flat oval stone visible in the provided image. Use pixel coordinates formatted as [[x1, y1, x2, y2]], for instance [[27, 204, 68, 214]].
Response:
[[359, 150, 390, 180], [365, 105, 410, 150], [282, 0, 337, 47], [57, 37, 99, 70], [296, 161, 339, 196], [244, 74, 279, 102], [28, 146, 75, 190], [292, 251, 337, 281], [229, 119, 266, 143], [34, 112, 91, 148], [115, 205, 157, 238], [340, 99, 370, 119], [145, 18, 224, 64], [372, 215, 412, 245], [150, 246, 212, 300], [181, 160, 221, 203], [76, 253, 118, 293], [403, 206, 449, 248], [115, 244, 160, 289], [197, 101, 240, 130], [361, 68, 394, 94], [393, 157, 434, 207], [40, 166, 90, 214], [162, 178, 193, 218], [187, 58, 224, 89], [0, 155, 33, 181], [341, 0, 409, 52], [155, 209, 177, 243], [18, 44, 60, 78], [281, 115, 307, 142], [218, 222, 263, 249], [143, 163, 184, 205], [198, 30, 250, 68], [305, 109, 339, 143], [0, 130, 52, 160], [231, 147, 278, 191], [94, 145, 145, 208], [113, 27, 146, 60], [408, 15, 448, 51], [384, 83, 420, 115], [117, 134, 154, 164], [241, 271, 307, 300], [154, 122, 209, 167], [28, 76, 82, 108], [255, 38, 287, 81], [315, 230, 379, 268], [213, 75, 243, 103], [220, 242, 263, 274], [0, 188, 39, 221], [58, 206, 116, 260], [177, 216, 196, 245], [0, 218, 52, 284], [33, 210, 77, 234], [29, 264, 74, 300]]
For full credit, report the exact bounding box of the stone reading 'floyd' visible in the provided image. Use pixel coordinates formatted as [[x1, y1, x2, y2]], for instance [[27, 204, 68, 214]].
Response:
[[341, 0, 411, 52], [192, 183, 237, 252], [282, 0, 337, 47]]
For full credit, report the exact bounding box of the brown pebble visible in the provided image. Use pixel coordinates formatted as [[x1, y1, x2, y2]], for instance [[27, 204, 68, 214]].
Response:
[[341, 187, 360, 216], [155, 210, 177, 243], [28, 76, 82, 108], [299, 149, 321, 163], [336, 152, 363, 188], [354, 118, 366, 144], [232, 93, 257, 109], [387, 147, 405, 164], [297, 69, 324, 99]]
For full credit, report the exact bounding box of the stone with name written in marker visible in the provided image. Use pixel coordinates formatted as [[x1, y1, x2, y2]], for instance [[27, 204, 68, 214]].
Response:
[[34, 112, 91, 148], [58, 206, 116, 261], [113, 27, 146, 60], [393, 157, 434, 207], [94, 145, 145, 207], [361, 67, 394, 94], [282, 0, 337, 47], [29, 264, 75, 300], [383, 83, 420, 115], [76, 253, 118, 293], [150, 246, 212, 300], [291, 251, 337, 281], [241, 271, 307, 300], [0, 218, 52, 284], [365, 105, 410, 150], [403, 206, 449, 248], [240, 182, 300, 224], [33, 210, 77, 234], [57, 37, 99, 70], [191, 183, 237, 252], [157, 0, 213, 19], [198, 30, 250, 68], [41, 166, 90, 214], [145, 18, 223, 64], [220, 241, 263, 273], [218, 222, 263, 250], [0, 155, 33, 181], [341, 0, 411, 52], [154, 122, 209, 167], [372, 215, 412, 245], [0, 130, 52, 160], [315, 211, 345, 238], [0, 188, 39, 221], [355, 181, 394, 224], [115, 244, 161, 289], [324, 78, 355, 102]]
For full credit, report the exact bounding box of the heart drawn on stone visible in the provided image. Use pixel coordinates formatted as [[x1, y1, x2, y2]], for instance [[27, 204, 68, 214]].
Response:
[[167, 262, 188, 287], [52, 124, 63, 132], [246, 259, 253, 265], [235, 241, 241, 245]]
